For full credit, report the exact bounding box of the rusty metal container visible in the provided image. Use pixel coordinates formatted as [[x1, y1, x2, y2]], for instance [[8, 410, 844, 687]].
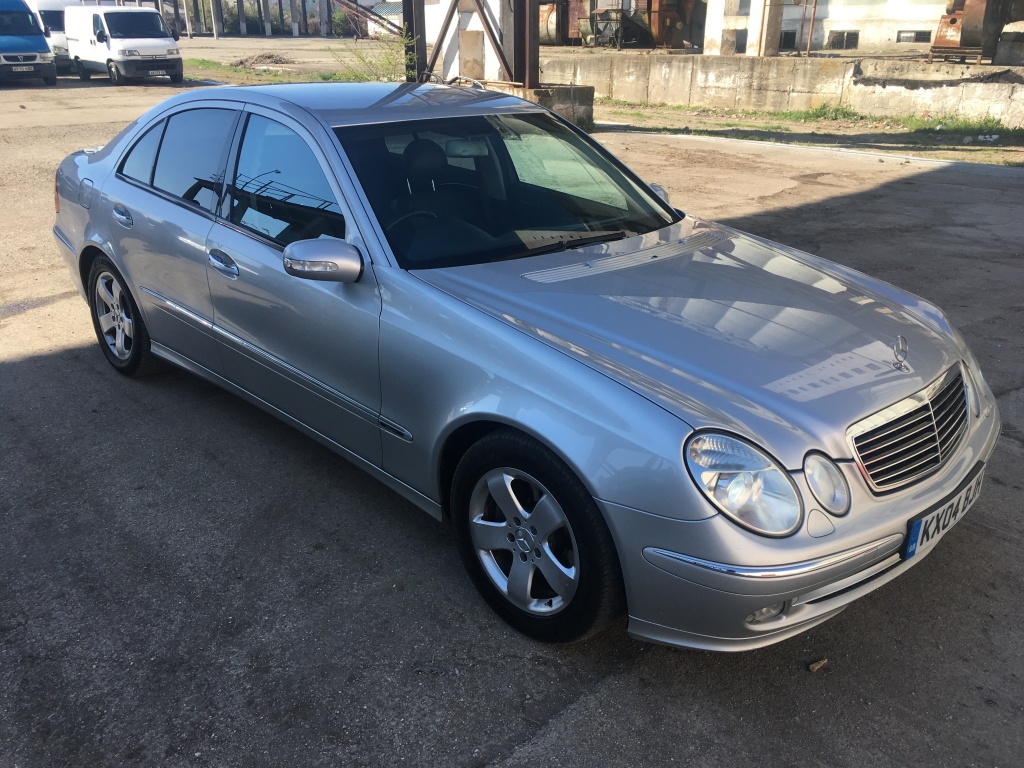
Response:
[[540, 3, 560, 45]]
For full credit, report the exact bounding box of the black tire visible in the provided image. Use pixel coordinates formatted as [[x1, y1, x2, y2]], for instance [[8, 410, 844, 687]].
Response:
[[451, 430, 625, 643], [107, 61, 123, 85], [169, 71, 183, 84], [43, 76, 57, 86], [86, 256, 160, 377], [76, 60, 91, 81]]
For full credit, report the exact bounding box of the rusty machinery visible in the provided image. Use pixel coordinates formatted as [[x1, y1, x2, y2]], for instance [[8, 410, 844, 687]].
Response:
[[930, 0, 1024, 61], [545, 0, 705, 49]]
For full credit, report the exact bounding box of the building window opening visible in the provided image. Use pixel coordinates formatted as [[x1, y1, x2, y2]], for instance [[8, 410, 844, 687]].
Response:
[[897, 30, 932, 43], [826, 30, 859, 50]]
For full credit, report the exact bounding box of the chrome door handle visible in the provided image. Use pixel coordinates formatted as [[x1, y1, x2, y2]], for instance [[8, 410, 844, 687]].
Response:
[[208, 249, 239, 278], [111, 205, 133, 227]]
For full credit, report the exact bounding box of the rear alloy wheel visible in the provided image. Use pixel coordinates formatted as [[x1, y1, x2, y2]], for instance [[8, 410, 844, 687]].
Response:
[[87, 257, 159, 377], [451, 430, 625, 643]]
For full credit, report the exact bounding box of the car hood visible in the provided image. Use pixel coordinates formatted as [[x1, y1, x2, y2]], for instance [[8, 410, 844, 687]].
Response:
[[0, 34, 48, 54], [413, 218, 962, 466]]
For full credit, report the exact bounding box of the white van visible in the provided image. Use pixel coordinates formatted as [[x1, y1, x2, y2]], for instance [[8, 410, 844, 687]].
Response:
[[25, 0, 77, 73], [65, 4, 181, 84]]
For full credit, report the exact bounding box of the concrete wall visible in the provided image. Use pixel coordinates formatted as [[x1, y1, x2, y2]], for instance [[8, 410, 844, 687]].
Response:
[[540, 53, 1024, 127]]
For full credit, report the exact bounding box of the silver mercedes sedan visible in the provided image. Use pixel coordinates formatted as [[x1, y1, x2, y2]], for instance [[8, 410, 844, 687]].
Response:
[[54, 83, 1000, 651]]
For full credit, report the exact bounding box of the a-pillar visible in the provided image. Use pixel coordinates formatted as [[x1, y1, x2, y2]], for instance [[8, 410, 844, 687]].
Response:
[[746, 0, 784, 57], [702, 0, 743, 56]]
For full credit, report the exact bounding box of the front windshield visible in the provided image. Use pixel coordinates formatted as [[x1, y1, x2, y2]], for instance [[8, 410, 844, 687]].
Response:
[[39, 10, 64, 32], [334, 112, 678, 269], [0, 11, 42, 36], [104, 11, 171, 39]]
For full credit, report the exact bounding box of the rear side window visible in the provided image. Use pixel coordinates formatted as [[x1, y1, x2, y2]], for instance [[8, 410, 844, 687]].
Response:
[[227, 114, 345, 246], [152, 108, 237, 212], [120, 120, 165, 185]]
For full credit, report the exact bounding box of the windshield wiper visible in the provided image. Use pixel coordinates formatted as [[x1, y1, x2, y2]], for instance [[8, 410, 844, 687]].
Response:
[[524, 231, 628, 259]]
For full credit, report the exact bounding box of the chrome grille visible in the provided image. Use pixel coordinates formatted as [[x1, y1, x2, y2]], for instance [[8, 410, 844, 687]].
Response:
[[848, 367, 968, 492]]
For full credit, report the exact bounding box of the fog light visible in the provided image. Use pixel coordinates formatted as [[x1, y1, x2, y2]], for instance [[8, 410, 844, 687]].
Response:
[[747, 602, 785, 624]]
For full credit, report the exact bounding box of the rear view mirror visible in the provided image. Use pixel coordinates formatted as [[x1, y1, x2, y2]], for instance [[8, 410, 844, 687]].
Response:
[[173, 29, 180, 41], [43, 26, 50, 38], [283, 239, 364, 283], [96, 29, 107, 43], [446, 139, 489, 158]]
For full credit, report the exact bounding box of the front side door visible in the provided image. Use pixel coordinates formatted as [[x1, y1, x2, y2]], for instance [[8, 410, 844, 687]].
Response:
[[105, 105, 239, 375], [206, 109, 384, 465]]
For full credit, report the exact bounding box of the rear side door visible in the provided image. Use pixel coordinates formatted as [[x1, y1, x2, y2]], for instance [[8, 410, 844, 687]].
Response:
[[205, 108, 384, 466], [104, 105, 240, 374]]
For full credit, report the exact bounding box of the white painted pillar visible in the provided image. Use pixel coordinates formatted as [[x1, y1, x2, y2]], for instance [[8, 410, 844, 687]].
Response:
[[746, 0, 784, 57], [703, 0, 744, 56], [289, 0, 298, 35]]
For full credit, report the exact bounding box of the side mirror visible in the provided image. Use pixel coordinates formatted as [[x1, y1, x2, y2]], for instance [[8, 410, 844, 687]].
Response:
[[173, 29, 180, 41], [43, 26, 50, 38], [283, 239, 364, 283], [648, 183, 671, 205], [96, 29, 107, 43]]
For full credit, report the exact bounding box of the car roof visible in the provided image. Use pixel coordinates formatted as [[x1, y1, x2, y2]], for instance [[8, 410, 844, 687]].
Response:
[[205, 82, 547, 128]]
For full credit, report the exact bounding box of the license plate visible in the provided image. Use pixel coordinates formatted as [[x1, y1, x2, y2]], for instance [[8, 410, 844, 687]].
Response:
[[903, 464, 984, 560], [148, 69, 167, 76], [12, 65, 33, 72]]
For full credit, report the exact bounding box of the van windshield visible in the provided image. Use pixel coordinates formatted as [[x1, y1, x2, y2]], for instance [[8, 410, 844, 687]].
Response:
[[104, 11, 171, 39], [38, 10, 64, 32], [0, 11, 42, 36]]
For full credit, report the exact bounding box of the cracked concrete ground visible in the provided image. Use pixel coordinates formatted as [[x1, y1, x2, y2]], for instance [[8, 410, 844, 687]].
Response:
[[1, 77, 1022, 767]]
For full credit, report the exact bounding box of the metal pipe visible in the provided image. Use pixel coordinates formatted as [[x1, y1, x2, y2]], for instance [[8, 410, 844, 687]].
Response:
[[798, 0, 807, 54], [424, 0, 459, 77], [805, 0, 818, 55], [756, 0, 768, 57]]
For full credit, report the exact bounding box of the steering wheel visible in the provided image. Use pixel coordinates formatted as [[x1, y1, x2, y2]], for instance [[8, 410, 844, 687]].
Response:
[[386, 210, 438, 232]]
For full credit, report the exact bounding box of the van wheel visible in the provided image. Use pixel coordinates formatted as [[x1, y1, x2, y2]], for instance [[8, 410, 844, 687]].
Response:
[[76, 60, 91, 81], [107, 62, 123, 85], [170, 72, 183, 84], [44, 76, 57, 86]]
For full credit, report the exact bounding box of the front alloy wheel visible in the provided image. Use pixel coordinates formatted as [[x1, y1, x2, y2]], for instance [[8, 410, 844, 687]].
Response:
[[452, 430, 625, 642], [468, 467, 580, 616]]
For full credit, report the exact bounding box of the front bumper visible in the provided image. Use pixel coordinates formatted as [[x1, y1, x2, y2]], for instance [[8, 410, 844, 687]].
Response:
[[0, 61, 56, 82], [113, 58, 182, 79], [602, 392, 1001, 651]]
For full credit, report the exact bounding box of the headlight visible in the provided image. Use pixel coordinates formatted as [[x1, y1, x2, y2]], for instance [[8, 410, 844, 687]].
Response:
[[53, 46, 68, 55], [685, 433, 803, 537], [167, 48, 179, 55], [803, 453, 850, 516], [38, 52, 53, 62], [950, 324, 984, 417], [117, 49, 141, 57]]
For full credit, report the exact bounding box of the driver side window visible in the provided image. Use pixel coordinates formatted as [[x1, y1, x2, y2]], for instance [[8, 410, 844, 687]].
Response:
[[227, 115, 345, 247]]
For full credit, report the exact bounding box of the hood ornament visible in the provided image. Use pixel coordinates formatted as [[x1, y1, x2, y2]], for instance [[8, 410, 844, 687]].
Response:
[[892, 335, 909, 371]]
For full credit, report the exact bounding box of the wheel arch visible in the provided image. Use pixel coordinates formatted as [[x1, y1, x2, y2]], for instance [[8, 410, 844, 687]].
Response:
[[78, 244, 110, 294], [436, 417, 600, 525]]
